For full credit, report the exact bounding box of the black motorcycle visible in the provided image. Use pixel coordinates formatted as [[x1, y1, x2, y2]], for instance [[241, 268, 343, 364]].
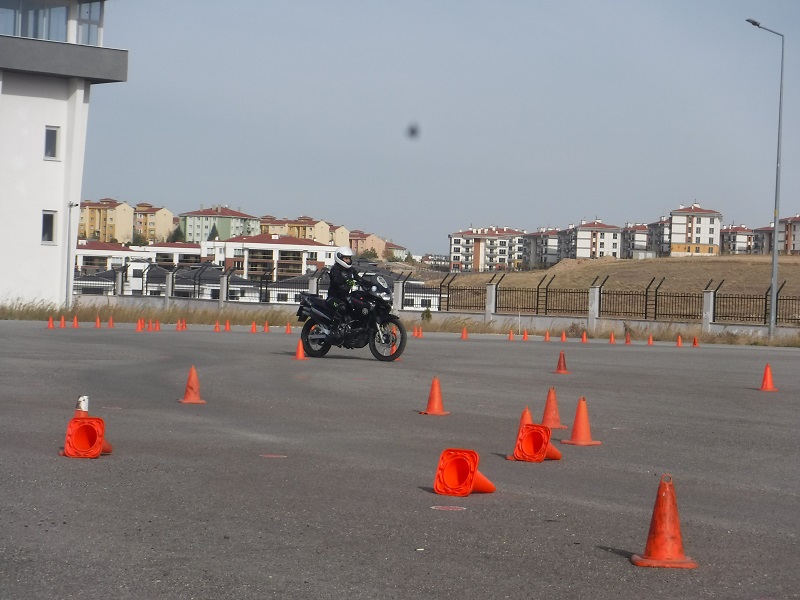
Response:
[[296, 272, 407, 361]]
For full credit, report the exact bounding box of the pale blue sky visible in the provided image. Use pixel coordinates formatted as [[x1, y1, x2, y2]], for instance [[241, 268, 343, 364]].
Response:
[[82, 0, 800, 254]]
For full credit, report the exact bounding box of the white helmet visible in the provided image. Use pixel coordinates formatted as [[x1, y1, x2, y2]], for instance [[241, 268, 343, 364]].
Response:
[[334, 246, 354, 269]]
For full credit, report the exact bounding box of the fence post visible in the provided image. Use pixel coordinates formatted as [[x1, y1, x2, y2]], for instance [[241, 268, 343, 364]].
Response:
[[486, 283, 497, 321], [115, 269, 124, 296], [702, 289, 714, 332], [393, 280, 404, 309], [219, 274, 228, 310], [308, 274, 318, 296], [588, 286, 601, 332], [164, 269, 174, 310]]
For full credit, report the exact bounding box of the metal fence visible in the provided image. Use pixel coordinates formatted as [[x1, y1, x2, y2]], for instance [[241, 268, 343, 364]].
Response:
[[599, 290, 646, 318], [442, 286, 486, 312], [654, 292, 704, 321], [714, 294, 766, 323]]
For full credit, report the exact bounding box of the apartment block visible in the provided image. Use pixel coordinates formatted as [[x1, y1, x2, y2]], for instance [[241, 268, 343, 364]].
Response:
[[79, 199, 134, 243], [449, 227, 526, 272], [620, 223, 649, 258], [558, 220, 622, 259], [349, 230, 386, 258], [180, 205, 260, 243], [720, 225, 754, 254], [647, 217, 671, 257], [133, 203, 175, 242], [668, 203, 722, 256], [523, 228, 560, 268]]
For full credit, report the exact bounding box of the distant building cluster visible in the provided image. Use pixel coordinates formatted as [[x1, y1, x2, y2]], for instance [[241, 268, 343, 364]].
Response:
[[449, 202, 800, 272]]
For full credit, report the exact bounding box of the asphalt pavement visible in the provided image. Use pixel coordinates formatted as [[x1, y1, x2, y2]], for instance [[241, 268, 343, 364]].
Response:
[[0, 320, 798, 599]]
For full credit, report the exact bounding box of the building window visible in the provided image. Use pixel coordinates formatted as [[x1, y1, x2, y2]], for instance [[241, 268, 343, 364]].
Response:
[[695, 237, 700, 243], [695, 247, 700, 253], [695, 227, 701, 234], [42, 211, 56, 243], [78, 1, 103, 45], [708, 238, 714, 245], [696, 218, 702, 223], [44, 126, 59, 160], [710, 218, 715, 224]]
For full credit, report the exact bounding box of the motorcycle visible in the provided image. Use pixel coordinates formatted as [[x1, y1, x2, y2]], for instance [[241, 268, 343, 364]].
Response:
[[296, 272, 407, 361]]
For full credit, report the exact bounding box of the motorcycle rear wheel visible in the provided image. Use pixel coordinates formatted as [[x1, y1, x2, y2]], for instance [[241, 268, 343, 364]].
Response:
[[369, 320, 406, 361], [301, 320, 332, 357]]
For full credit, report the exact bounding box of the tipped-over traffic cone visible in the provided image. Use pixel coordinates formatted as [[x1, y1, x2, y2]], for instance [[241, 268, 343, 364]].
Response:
[[625, 332, 631, 345], [522, 329, 529, 341], [59, 316, 66, 328], [285, 322, 292, 334], [554, 351, 570, 374], [47, 316, 54, 329], [581, 331, 587, 343], [250, 321, 258, 333], [676, 335, 683, 347], [692, 336, 699, 347], [647, 334, 654, 345], [263, 320, 270, 332], [178, 365, 206, 404], [508, 329, 515, 341], [507, 423, 562, 462], [94, 316, 101, 328], [433, 448, 495, 496], [460, 327, 468, 340], [541, 387, 568, 429], [108, 316, 115, 329], [71, 316, 79, 329], [293, 339, 308, 361], [71, 396, 112, 455], [419, 376, 449, 415], [631, 474, 697, 569], [62, 415, 105, 458], [609, 332, 616, 344], [544, 331, 550, 342], [760, 364, 777, 392], [561, 397, 601, 445], [561, 331, 567, 342]]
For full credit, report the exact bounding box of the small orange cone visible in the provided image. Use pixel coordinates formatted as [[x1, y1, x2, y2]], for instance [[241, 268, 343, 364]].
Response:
[[544, 331, 550, 342], [135, 319, 143, 332], [692, 336, 699, 347], [541, 387, 568, 429], [508, 329, 515, 341], [433, 448, 495, 496], [460, 327, 468, 340], [250, 321, 258, 333], [609, 332, 616, 344], [760, 364, 778, 392], [285, 322, 292, 334], [108, 316, 115, 329], [581, 331, 587, 343], [293, 339, 308, 361], [59, 316, 66, 329], [71, 396, 112, 455], [631, 474, 698, 569], [146, 319, 152, 332], [175, 320, 182, 331], [676, 335, 683, 347], [214, 321, 220, 332], [71, 316, 79, 329], [62, 416, 105, 458], [417, 326, 424, 338], [412, 325, 418, 338], [522, 329, 529, 341], [181, 319, 187, 331], [263, 320, 270, 332], [647, 334, 654, 345], [561, 397, 601, 446], [507, 423, 562, 462], [178, 365, 206, 404], [154, 320, 161, 332], [47, 316, 54, 329], [554, 351, 570, 374], [561, 331, 567, 342], [419, 376, 449, 415], [224, 319, 231, 332], [94, 316, 101, 328], [625, 332, 631, 345]]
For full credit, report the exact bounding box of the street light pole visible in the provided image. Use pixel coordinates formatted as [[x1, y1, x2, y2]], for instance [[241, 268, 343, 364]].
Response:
[[746, 18, 784, 337]]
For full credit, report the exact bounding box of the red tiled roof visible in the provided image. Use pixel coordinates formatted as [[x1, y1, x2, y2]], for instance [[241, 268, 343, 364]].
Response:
[[81, 200, 124, 209], [385, 241, 406, 249], [671, 205, 721, 215], [575, 221, 621, 230], [721, 226, 752, 233], [450, 227, 526, 237], [181, 207, 258, 219], [76, 241, 139, 252], [146, 242, 201, 249]]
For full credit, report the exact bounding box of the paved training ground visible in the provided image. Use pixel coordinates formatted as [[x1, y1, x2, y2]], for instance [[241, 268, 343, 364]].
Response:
[[1, 321, 798, 599]]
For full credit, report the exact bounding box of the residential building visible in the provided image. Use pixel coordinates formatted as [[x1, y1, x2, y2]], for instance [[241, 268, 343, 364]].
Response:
[[449, 226, 526, 272], [180, 205, 260, 243], [523, 228, 560, 268], [559, 220, 622, 259], [779, 214, 800, 254], [74, 239, 140, 274], [620, 223, 649, 259], [79, 199, 134, 243], [328, 224, 351, 247], [260, 215, 332, 243], [753, 224, 774, 255], [0, 1, 127, 307], [720, 225, 754, 254], [133, 202, 175, 242], [647, 217, 671, 257], [349, 230, 386, 258], [130, 242, 203, 267], [384, 241, 408, 261], [668, 203, 723, 256]]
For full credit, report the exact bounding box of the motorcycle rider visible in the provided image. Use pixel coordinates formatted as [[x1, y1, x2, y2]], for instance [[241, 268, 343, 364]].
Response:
[[327, 247, 359, 336]]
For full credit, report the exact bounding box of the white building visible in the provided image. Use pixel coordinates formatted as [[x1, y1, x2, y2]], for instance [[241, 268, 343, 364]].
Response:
[[720, 225, 754, 255], [523, 228, 560, 268], [668, 202, 723, 257], [559, 220, 622, 259], [0, 1, 127, 307], [620, 223, 649, 259], [449, 226, 526, 272]]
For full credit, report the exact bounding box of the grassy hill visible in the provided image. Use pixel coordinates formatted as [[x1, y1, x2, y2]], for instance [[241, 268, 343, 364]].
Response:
[[390, 255, 800, 296]]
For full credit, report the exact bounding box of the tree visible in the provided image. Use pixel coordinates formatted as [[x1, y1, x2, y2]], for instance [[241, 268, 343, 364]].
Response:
[[360, 248, 378, 260], [207, 224, 219, 241], [131, 231, 148, 246], [168, 226, 185, 243], [404, 252, 415, 264]]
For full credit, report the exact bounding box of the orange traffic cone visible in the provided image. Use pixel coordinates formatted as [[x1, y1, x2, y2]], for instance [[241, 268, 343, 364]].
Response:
[[561, 397, 601, 446], [47, 316, 54, 329], [692, 336, 699, 347], [59, 316, 66, 328], [71, 316, 79, 329], [154, 320, 161, 332], [433, 448, 495, 496], [285, 323, 292, 334], [224, 319, 231, 332], [561, 331, 567, 342], [419, 376, 449, 415], [647, 334, 654, 346], [507, 423, 562, 462], [676, 335, 683, 347], [544, 331, 550, 342], [213, 321, 220, 332], [61, 415, 105, 459], [108, 316, 115, 329], [135, 319, 143, 332], [508, 329, 515, 341], [250, 321, 258, 333], [71, 396, 112, 455], [293, 339, 308, 361], [631, 474, 698, 569], [517, 405, 534, 429], [609, 332, 616, 344], [94, 316, 102, 328], [178, 365, 206, 404], [460, 327, 468, 340], [417, 325, 424, 339], [175, 320, 182, 331], [541, 387, 568, 429], [147, 319, 154, 332], [522, 329, 529, 341], [760, 364, 778, 392], [581, 331, 587, 343], [263, 320, 270, 332], [625, 332, 631, 345], [554, 351, 570, 374], [181, 319, 187, 331]]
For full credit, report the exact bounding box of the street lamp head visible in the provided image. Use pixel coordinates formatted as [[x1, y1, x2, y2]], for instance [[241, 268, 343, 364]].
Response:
[[746, 18, 761, 27]]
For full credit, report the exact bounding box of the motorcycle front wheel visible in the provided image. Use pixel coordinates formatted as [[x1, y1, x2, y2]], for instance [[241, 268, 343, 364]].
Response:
[[301, 320, 332, 357], [369, 320, 407, 361]]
